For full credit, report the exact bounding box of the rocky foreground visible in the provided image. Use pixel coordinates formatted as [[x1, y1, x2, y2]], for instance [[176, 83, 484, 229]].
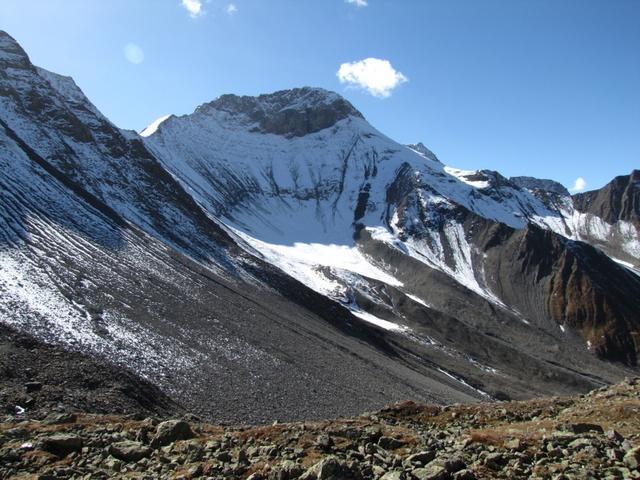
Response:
[[1, 379, 639, 480]]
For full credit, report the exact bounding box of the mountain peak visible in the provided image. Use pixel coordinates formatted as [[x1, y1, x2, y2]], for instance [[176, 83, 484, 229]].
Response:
[[407, 142, 440, 163], [192, 87, 364, 138], [0, 31, 31, 68]]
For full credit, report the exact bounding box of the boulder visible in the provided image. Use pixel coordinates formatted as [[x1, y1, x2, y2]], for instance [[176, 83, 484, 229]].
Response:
[[150, 420, 194, 447], [108, 440, 152, 462], [40, 434, 83, 456]]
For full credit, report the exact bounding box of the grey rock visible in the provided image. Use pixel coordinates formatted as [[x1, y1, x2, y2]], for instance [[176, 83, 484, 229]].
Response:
[[623, 446, 640, 469], [406, 450, 436, 466], [300, 457, 345, 480], [411, 463, 448, 480], [108, 441, 152, 462], [381, 471, 404, 480], [41, 434, 83, 456], [25, 382, 43, 393], [444, 455, 466, 473], [483, 453, 506, 470], [151, 420, 194, 448], [559, 422, 604, 435], [378, 436, 405, 450]]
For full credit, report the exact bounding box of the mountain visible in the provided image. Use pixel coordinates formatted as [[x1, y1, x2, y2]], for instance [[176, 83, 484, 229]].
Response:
[[0, 31, 638, 423]]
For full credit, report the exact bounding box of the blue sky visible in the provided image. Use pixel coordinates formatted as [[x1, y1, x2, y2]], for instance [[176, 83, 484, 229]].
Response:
[[2, 0, 638, 191]]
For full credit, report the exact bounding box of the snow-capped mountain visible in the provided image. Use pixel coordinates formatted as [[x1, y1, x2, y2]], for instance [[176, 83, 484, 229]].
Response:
[[143, 87, 640, 365], [1, 31, 638, 421]]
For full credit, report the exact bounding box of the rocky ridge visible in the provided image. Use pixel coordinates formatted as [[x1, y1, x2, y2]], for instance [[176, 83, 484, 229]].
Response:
[[1, 379, 639, 479]]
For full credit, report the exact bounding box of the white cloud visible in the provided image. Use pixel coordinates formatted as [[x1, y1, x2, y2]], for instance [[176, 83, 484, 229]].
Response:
[[337, 58, 407, 98], [124, 43, 144, 64], [181, 0, 204, 17], [226, 3, 238, 15], [346, 0, 368, 6], [570, 177, 587, 192]]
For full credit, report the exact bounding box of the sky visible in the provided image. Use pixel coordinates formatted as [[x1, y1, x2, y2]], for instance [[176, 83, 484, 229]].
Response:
[[1, 0, 638, 191]]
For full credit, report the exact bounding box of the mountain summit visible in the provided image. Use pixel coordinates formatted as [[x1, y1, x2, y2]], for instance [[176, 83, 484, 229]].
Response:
[[146, 87, 363, 139]]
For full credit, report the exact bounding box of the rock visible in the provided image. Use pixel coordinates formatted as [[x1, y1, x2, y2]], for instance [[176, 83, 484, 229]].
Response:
[[40, 434, 83, 456], [504, 438, 522, 450], [411, 464, 448, 480], [381, 471, 404, 480], [605, 429, 624, 443], [151, 420, 194, 447], [623, 446, 640, 469], [25, 382, 43, 393], [444, 455, 466, 473], [315, 434, 334, 450], [378, 436, 405, 450], [300, 457, 344, 480], [103, 456, 123, 472], [406, 451, 436, 466], [452, 470, 476, 480], [43, 413, 77, 425], [559, 423, 604, 435], [108, 440, 152, 462], [270, 460, 305, 480], [568, 438, 595, 450], [483, 453, 506, 470]]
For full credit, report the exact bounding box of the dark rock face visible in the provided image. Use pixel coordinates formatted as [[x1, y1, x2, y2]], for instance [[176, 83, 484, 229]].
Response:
[[197, 87, 363, 138], [510, 176, 569, 196], [466, 218, 640, 366], [573, 170, 640, 227]]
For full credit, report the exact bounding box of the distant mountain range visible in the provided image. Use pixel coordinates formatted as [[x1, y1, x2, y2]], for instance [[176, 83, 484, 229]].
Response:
[[1, 31, 638, 423]]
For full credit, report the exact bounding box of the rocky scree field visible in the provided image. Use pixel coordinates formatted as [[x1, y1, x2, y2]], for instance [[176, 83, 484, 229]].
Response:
[[0, 378, 639, 479]]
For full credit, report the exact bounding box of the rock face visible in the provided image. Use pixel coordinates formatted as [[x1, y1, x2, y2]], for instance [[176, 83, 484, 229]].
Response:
[[1, 378, 638, 479], [573, 170, 640, 226], [193, 87, 364, 138], [0, 29, 639, 424]]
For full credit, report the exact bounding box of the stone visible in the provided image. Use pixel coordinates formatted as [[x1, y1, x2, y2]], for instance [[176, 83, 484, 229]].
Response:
[[381, 471, 404, 480], [411, 464, 448, 480], [452, 470, 476, 480], [483, 453, 506, 470], [43, 413, 77, 425], [270, 460, 305, 480], [559, 423, 604, 435], [103, 456, 123, 472], [108, 441, 152, 462], [151, 420, 194, 448], [504, 438, 522, 450], [300, 457, 343, 480], [378, 436, 405, 450], [406, 450, 436, 466], [40, 434, 83, 456], [605, 429, 624, 443], [315, 434, 334, 450], [25, 382, 43, 393], [444, 455, 466, 473], [623, 446, 640, 469]]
